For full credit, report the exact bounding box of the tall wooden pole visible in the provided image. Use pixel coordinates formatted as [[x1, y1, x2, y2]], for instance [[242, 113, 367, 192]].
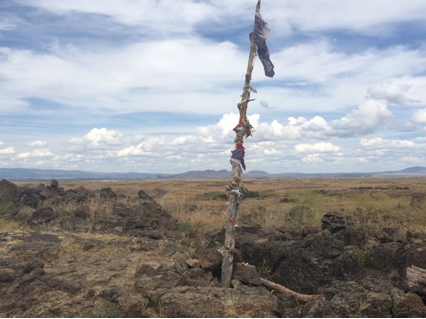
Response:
[[221, 0, 261, 288]]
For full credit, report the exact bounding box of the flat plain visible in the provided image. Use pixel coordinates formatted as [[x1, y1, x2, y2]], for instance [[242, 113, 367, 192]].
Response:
[[22, 177, 426, 237]]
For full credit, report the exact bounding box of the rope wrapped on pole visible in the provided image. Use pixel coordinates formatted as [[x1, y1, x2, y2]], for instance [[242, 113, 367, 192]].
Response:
[[220, 0, 274, 288]]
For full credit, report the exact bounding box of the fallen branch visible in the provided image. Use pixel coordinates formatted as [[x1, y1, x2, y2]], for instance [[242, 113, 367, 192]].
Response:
[[260, 278, 323, 303]]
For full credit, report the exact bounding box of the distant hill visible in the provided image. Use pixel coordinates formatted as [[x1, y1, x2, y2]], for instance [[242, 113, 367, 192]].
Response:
[[2, 166, 426, 181], [395, 166, 426, 174], [172, 169, 230, 179], [0, 168, 158, 181]]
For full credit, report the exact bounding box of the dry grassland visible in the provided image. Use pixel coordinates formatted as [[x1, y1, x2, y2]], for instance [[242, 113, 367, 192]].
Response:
[[0, 219, 23, 232], [21, 177, 426, 238]]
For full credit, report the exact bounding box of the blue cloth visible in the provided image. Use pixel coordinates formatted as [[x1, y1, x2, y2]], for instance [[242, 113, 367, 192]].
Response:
[[231, 149, 246, 170], [252, 13, 275, 78]]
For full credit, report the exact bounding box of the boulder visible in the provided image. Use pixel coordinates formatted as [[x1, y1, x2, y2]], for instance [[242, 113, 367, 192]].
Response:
[[29, 207, 57, 225]]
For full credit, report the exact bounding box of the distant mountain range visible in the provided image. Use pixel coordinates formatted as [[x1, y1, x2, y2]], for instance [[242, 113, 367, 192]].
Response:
[[2, 166, 426, 181]]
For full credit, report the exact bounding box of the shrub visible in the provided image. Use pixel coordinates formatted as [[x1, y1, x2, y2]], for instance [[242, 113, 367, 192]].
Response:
[[0, 195, 19, 219]]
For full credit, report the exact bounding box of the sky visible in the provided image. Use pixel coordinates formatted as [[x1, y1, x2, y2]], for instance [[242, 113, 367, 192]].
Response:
[[1, 0, 426, 175]]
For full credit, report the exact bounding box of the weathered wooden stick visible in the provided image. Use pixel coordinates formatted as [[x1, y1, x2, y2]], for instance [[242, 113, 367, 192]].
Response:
[[239, 32, 257, 122], [221, 0, 261, 288], [404, 265, 426, 296], [260, 278, 324, 303]]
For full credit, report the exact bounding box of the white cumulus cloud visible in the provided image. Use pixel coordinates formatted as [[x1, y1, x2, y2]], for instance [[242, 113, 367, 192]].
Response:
[[68, 128, 125, 151], [295, 142, 340, 153], [17, 149, 53, 158], [0, 146, 15, 155], [330, 99, 393, 137], [17, 152, 30, 159], [360, 137, 416, 148], [411, 109, 426, 125], [28, 140, 47, 147], [32, 149, 54, 157], [302, 153, 323, 163], [365, 82, 419, 106]]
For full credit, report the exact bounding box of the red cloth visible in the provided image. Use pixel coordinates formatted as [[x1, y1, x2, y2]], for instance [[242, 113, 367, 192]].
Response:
[[236, 143, 245, 155]]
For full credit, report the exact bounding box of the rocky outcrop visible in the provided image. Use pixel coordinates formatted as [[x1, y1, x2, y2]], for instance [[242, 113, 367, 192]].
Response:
[[1, 180, 426, 317], [0, 180, 178, 238], [1, 228, 425, 318]]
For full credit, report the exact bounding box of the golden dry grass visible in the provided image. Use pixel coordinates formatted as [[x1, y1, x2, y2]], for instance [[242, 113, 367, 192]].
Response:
[[0, 218, 27, 232], [21, 177, 426, 236], [57, 236, 84, 259], [57, 232, 130, 259]]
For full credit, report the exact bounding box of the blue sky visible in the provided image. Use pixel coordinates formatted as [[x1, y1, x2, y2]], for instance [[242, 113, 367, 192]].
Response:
[[1, 0, 426, 174]]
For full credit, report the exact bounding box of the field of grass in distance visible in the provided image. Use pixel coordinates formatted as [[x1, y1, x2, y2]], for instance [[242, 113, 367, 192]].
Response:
[[21, 178, 426, 238]]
